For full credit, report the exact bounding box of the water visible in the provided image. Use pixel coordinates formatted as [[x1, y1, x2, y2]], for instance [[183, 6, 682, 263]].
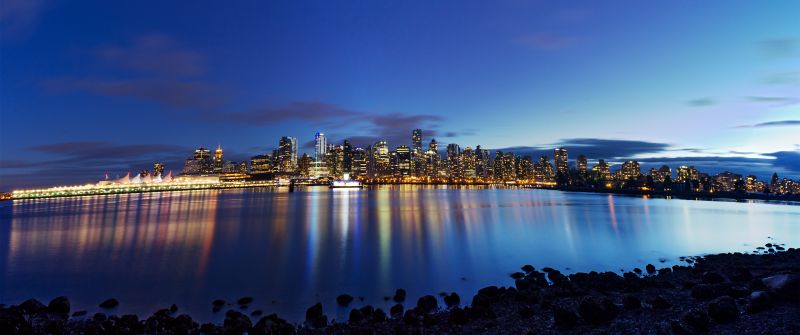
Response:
[[1, 186, 798, 323]]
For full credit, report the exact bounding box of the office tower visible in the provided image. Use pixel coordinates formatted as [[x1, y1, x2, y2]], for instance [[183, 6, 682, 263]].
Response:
[[315, 133, 327, 161], [249, 154, 272, 175], [153, 163, 165, 176], [396, 145, 411, 177], [592, 159, 612, 180], [343, 140, 353, 173], [618, 160, 641, 180], [554, 147, 569, 175], [446, 143, 461, 178], [374, 140, 390, 177], [278, 137, 297, 172], [461, 147, 476, 178], [412, 129, 422, 153], [213, 145, 224, 174], [577, 155, 587, 175]]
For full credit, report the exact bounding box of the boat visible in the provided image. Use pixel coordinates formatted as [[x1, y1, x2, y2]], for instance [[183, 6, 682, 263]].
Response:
[[330, 173, 362, 188]]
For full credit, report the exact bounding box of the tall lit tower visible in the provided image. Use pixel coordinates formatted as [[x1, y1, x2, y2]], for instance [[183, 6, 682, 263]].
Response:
[[577, 155, 587, 175], [554, 147, 568, 175], [412, 129, 422, 153], [315, 132, 327, 161]]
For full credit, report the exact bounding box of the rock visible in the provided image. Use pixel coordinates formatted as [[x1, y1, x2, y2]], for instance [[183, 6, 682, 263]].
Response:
[[20, 298, 46, 314], [224, 310, 252, 333], [651, 295, 671, 309], [518, 306, 534, 318], [622, 294, 641, 310], [306, 303, 323, 323], [515, 279, 530, 291], [373, 308, 387, 322], [393, 288, 407, 302], [444, 293, 460, 307], [645, 264, 656, 274], [633, 268, 642, 274], [521, 264, 535, 273], [237, 297, 254, 305], [682, 308, 709, 332], [702, 271, 725, 284], [47, 296, 70, 315], [251, 309, 263, 317], [762, 274, 800, 301], [691, 284, 721, 300], [707, 296, 738, 323], [416, 295, 438, 314], [542, 267, 555, 273], [336, 294, 354, 306], [348, 308, 364, 323], [746, 290, 771, 313], [359, 305, 374, 319], [578, 296, 618, 325], [553, 305, 578, 327], [390, 304, 404, 318], [449, 307, 468, 325], [212, 299, 225, 307], [99, 298, 119, 309], [72, 310, 87, 317], [547, 270, 568, 285], [169, 304, 178, 313], [92, 313, 107, 322]]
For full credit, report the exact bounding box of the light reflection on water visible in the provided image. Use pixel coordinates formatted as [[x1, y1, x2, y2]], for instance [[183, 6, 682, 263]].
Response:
[[1, 186, 799, 322]]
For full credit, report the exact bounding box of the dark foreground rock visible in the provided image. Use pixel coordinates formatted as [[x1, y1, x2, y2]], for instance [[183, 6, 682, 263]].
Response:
[[2, 247, 799, 334]]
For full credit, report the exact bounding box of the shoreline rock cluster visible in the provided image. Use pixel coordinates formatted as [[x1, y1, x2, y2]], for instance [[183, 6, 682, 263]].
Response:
[[2, 245, 798, 334]]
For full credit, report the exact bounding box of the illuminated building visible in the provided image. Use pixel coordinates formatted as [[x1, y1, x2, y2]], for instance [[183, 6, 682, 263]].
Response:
[[412, 129, 422, 154], [424, 139, 440, 178], [713, 171, 743, 192], [351, 148, 368, 178], [554, 147, 569, 176], [533, 155, 554, 183], [577, 155, 587, 175], [213, 145, 224, 173], [249, 154, 272, 176], [475, 146, 491, 179], [618, 160, 641, 180], [297, 154, 313, 177], [515, 155, 533, 180], [343, 140, 353, 173], [396, 145, 411, 177], [676, 166, 699, 182], [315, 132, 327, 161], [278, 136, 297, 172], [324, 145, 344, 178], [461, 147, 476, 179], [153, 163, 165, 176], [373, 140, 390, 177], [446, 143, 461, 179], [591, 159, 611, 180], [412, 129, 423, 177], [183, 146, 214, 175]]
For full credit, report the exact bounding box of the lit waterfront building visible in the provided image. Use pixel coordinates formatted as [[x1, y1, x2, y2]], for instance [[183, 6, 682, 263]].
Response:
[[249, 154, 272, 176], [213, 145, 224, 173], [676, 165, 700, 182], [278, 136, 297, 172], [373, 140, 390, 178], [424, 139, 440, 178], [315, 132, 327, 161], [396, 145, 411, 177], [618, 160, 641, 180], [446, 143, 461, 179], [183, 146, 214, 175], [533, 155, 554, 183], [713, 171, 743, 192], [577, 155, 587, 176], [516, 155, 533, 181], [554, 147, 569, 176], [412, 129, 422, 154], [745, 175, 767, 193], [351, 148, 368, 178], [475, 145, 491, 180], [591, 159, 612, 180], [461, 147, 477, 179]]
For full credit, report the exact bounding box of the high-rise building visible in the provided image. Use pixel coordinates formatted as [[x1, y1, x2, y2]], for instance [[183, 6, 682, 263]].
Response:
[[396, 145, 411, 177], [315, 132, 327, 161], [278, 136, 297, 172], [446, 143, 461, 178], [352, 148, 368, 178], [577, 155, 587, 175], [676, 166, 699, 182], [461, 147, 476, 178], [374, 140, 390, 177], [343, 140, 353, 173], [425, 139, 440, 178], [213, 145, 224, 173], [249, 154, 272, 175], [591, 159, 611, 180], [412, 129, 422, 153], [554, 147, 569, 176], [183, 146, 214, 175], [619, 160, 641, 180]]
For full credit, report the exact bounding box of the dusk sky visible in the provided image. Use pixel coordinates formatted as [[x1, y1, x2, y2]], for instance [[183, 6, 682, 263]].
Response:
[[1, 0, 799, 190]]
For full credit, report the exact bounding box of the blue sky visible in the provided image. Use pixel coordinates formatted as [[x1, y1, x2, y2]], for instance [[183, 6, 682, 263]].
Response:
[[1, 0, 799, 189]]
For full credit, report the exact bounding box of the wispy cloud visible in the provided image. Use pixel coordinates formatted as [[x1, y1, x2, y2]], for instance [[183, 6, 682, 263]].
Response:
[[737, 120, 800, 128], [513, 33, 577, 50], [761, 37, 799, 58], [0, 0, 49, 40], [97, 34, 206, 77], [687, 97, 716, 107], [41, 78, 227, 109]]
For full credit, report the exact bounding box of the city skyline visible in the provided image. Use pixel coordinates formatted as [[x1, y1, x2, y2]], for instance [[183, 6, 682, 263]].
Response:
[[1, 1, 799, 190]]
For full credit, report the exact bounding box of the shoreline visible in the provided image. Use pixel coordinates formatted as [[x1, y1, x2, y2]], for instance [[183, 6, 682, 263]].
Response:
[[3, 182, 798, 203], [2, 246, 798, 334]]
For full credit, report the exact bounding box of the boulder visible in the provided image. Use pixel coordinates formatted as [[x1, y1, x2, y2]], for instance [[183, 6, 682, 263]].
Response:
[[212, 299, 225, 307], [682, 308, 709, 332], [336, 294, 354, 306], [622, 294, 641, 310], [416, 295, 438, 314], [746, 291, 771, 313], [578, 296, 618, 325], [762, 274, 800, 302], [223, 310, 252, 333], [372, 308, 387, 322], [510, 272, 525, 279], [553, 305, 578, 327], [348, 308, 364, 323], [702, 271, 725, 284], [47, 296, 70, 315], [448, 307, 468, 325], [20, 298, 46, 314], [444, 293, 460, 307], [707, 296, 738, 323], [521, 264, 535, 273], [99, 298, 119, 309], [393, 288, 407, 302], [390, 304, 404, 318], [650, 295, 671, 309], [237, 297, 254, 305], [645, 264, 656, 274], [305, 302, 327, 328]]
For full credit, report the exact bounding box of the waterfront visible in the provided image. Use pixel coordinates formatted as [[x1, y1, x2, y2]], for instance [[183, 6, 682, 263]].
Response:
[[1, 186, 799, 323]]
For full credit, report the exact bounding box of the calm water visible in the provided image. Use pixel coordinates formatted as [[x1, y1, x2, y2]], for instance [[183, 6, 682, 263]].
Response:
[[1, 186, 799, 322]]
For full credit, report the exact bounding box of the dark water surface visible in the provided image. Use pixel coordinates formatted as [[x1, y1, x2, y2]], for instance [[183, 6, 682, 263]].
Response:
[[2, 186, 799, 322]]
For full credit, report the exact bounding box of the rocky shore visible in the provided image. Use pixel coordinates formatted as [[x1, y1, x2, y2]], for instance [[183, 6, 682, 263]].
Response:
[[2, 245, 798, 334]]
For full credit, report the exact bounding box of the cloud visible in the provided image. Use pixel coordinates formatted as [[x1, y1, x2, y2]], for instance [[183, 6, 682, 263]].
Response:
[[97, 34, 205, 76], [764, 71, 800, 85], [761, 38, 798, 58], [223, 102, 361, 124], [0, 141, 192, 190], [41, 78, 226, 109], [737, 120, 800, 128], [513, 33, 577, 50], [495, 138, 671, 160], [0, 0, 49, 40], [687, 98, 716, 107]]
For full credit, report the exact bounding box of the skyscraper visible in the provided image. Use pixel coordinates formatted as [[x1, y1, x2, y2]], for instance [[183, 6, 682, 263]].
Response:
[[278, 136, 297, 172], [554, 147, 569, 176], [412, 129, 422, 153], [315, 132, 327, 161], [213, 145, 224, 173], [577, 155, 587, 175]]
